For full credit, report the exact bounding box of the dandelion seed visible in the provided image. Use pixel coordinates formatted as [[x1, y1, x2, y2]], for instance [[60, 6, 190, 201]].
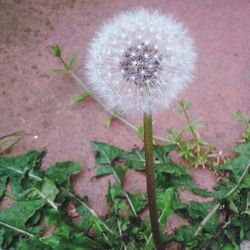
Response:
[[86, 8, 196, 115]]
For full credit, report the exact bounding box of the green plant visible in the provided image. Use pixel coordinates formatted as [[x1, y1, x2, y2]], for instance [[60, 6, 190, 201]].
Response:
[[0, 139, 249, 249], [167, 99, 226, 171], [236, 110, 250, 142], [46, 45, 250, 249]]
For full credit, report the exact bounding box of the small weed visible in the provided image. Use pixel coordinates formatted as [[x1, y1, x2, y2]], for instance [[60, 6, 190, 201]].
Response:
[[236, 110, 250, 142], [167, 99, 226, 171]]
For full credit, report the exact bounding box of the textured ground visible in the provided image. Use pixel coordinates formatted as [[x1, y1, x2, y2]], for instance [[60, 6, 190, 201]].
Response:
[[0, 0, 250, 228]]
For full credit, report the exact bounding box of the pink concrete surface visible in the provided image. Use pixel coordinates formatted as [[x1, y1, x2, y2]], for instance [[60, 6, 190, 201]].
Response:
[[1, 0, 250, 222]]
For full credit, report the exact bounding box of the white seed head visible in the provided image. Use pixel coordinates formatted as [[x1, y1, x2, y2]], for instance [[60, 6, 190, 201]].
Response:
[[86, 8, 197, 114]]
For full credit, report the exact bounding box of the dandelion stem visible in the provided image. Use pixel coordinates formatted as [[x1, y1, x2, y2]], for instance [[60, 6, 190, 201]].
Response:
[[144, 113, 163, 250]]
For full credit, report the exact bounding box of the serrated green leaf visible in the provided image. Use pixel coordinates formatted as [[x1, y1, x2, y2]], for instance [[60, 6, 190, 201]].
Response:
[[95, 165, 113, 177], [16, 237, 51, 250], [156, 162, 191, 177], [187, 201, 213, 220], [0, 151, 45, 196], [42, 233, 105, 250], [107, 183, 125, 202], [0, 200, 44, 235], [71, 92, 90, 105], [168, 225, 196, 243], [119, 148, 145, 170], [153, 144, 176, 163], [32, 178, 59, 211], [234, 142, 250, 157], [91, 141, 123, 165], [157, 187, 176, 224], [129, 193, 147, 213], [45, 161, 80, 188], [112, 165, 128, 185]]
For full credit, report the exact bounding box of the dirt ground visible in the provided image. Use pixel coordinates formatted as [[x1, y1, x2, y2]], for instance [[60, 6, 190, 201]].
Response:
[[0, 0, 250, 226]]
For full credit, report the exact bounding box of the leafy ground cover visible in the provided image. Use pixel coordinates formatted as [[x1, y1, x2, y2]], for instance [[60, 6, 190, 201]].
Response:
[[0, 137, 249, 249]]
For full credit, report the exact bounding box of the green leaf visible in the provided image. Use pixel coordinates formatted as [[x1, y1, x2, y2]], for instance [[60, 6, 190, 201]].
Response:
[[221, 243, 235, 250], [31, 178, 59, 211], [75, 200, 106, 234], [45, 161, 80, 188], [234, 141, 250, 157], [71, 92, 90, 105], [0, 176, 7, 199], [186, 201, 213, 220], [50, 44, 61, 57], [104, 114, 116, 128], [42, 234, 104, 250], [91, 141, 123, 165], [136, 125, 144, 140], [112, 165, 128, 185], [0, 200, 44, 235], [157, 187, 176, 224], [168, 225, 196, 243], [0, 228, 4, 247], [119, 148, 145, 170], [156, 162, 191, 177], [95, 165, 113, 177], [44, 209, 72, 238], [129, 193, 147, 213], [153, 144, 176, 163], [0, 151, 45, 196], [229, 200, 239, 213], [155, 160, 212, 198], [16, 238, 51, 250]]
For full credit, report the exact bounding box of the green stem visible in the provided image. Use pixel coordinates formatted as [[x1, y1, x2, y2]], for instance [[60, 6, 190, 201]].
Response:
[[144, 113, 163, 250], [183, 108, 198, 141]]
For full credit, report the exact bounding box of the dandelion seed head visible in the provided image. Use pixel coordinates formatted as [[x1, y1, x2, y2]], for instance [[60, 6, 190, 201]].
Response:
[[86, 8, 197, 114]]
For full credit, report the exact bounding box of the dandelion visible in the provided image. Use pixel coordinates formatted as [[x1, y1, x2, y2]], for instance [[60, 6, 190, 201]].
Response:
[[86, 8, 196, 115], [86, 8, 196, 250]]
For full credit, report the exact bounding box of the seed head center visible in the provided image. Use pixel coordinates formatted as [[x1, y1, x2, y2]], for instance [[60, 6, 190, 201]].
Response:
[[120, 43, 162, 86]]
